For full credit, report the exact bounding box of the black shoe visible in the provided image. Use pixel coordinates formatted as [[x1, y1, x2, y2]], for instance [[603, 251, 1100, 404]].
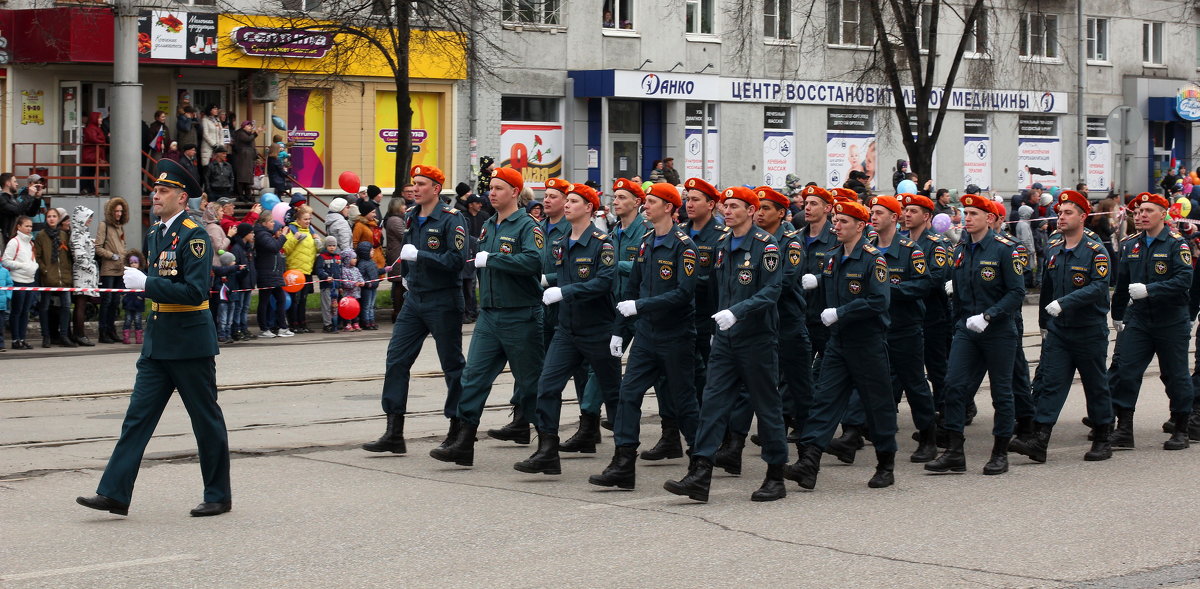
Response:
[[925, 431, 966, 473], [910, 425, 938, 463], [825, 425, 863, 464], [21, 340, 32, 350], [1013, 415, 1035, 448], [435, 418, 466, 452], [53, 335, 77, 348], [663, 456, 713, 502], [514, 431, 561, 474], [560, 413, 600, 453], [1085, 423, 1113, 461], [76, 494, 129, 516], [76, 336, 95, 347], [1110, 408, 1135, 449], [322, 325, 335, 333], [713, 432, 746, 476], [41, 337, 51, 348], [783, 444, 823, 490], [430, 423, 478, 466], [751, 464, 787, 502], [98, 330, 115, 344], [589, 446, 637, 489], [600, 418, 614, 431], [487, 406, 531, 445], [982, 436, 1010, 475], [1010, 422, 1051, 463], [362, 414, 407, 453], [190, 501, 232, 517], [868, 451, 895, 488], [640, 420, 683, 461], [1164, 412, 1190, 450]]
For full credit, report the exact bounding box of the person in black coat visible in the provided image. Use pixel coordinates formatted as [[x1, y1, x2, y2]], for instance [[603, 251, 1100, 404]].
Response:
[[227, 223, 257, 340], [253, 216, 291, 337]]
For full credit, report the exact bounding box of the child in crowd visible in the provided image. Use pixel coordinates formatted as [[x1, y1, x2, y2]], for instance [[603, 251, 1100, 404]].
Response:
[[213, 251, 242, 344], [227, 222, 256, 341], [0, 260, 11, 352], [340, 249, 364, 331], [355, 241, 379, 330], [315, 235, 343, 332], [122, 250, 145, 344]]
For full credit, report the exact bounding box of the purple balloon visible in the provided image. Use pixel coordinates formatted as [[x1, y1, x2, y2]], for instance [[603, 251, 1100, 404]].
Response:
[[932, 213, 952, 233]]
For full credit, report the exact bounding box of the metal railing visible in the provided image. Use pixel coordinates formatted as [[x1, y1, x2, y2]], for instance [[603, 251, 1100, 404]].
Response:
[[12, 142, 109, 193]]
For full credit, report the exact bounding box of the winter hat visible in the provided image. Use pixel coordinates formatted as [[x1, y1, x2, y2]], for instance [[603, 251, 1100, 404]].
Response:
[[234, 222, 254, 240], [219, 251, 235, 265], [328, 197, 348, 213], [342, 249, 357, 263], [358, 200, 378, 217], [324, 235, 339, 248], [367, 185, 382, 199], [455, 182, 471, 198], [356, 241, 373, 260]]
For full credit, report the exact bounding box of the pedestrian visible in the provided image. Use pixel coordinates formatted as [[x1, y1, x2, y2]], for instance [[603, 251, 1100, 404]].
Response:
[[0, 253, 10, 352], [68, 205, 100, 346], [2, 215, 36, 349], [76, 157, 231, 518], [34, 207, 74, 348], [338, 249, 363, 331], [797, 185, 838, 386], [175, 105, 198, 149], [232, 121, 260, 200], [351, 200, 386, 269], [316, 235, 344, 332], [205, 147, 236, 201], [0, 173, 39, 244], [147, 110, 171, 160], [282, 205, 316, 333], [325, 196, 352, 253], [218, 198, 260, 234], [355, 241, 379, 329], [648, 159, 666, 183], [199, 105, 223, 174], [460, 194, 486, 322], [92, 197, 128, 344], [121, 250, 146, 344], [899, 193, 954, 434], [662, 157, 681, 185], [254, 215, 291, 338], [226, 223, 255, 341], [383, 197, 408, 321], [80, 112, 106, 196], [212, 251, 240, 344]]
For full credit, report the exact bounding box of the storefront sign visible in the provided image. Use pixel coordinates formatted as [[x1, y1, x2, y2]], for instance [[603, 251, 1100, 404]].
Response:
[[20, 90, 43, 125], [287, 88, 327, 188], [762, 105, 793, 189], [376, 91, 440, 186], [1177, 85, 1200, 122], [963, 113, 991, 191], [230, 26, 333, 59], [499, 123, 563, 189], [137, 10, 217, 64], [826, 109, 875, 189], [1086, 117, 1111, 191]]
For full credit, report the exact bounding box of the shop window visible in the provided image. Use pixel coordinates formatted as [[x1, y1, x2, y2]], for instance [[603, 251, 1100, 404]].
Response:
[[501, 96, 560, 122], [502, 0, 561, 26], [964, 7, 987, 56], [686, 0, 714, 35], [173, 0, 216, 6], [1143, 21, 1164, 65], [283, 0, 322, 12], [608, 100, 641, 134], [826, 0, 874, 48], [603, 0, 634, 30], [1196, 26, 1200, 69], [1018, 12, 1058, 60], [764, 0, 790, 40], [1086, 17, 1108, 62]]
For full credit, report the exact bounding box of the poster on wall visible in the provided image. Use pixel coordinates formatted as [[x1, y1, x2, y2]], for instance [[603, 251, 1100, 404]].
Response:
[[684, 102, 719, 185], [20, 90, 44, 125], [375, 91, 439, 187], [963, 136, 991, 191], [825, 108, 876, 189], [286, 88, 327, 189], [1086, 117, 1111, 192], [1016, 115, 1061, 189], [499, 123, 563, 189], [763, 106, 793, 189], [136, 10, 217, 64]]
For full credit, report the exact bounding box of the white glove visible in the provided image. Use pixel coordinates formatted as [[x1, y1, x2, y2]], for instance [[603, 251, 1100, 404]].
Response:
[[474, 251, 489, 268], [111, 253, 120, 261], [542, 286, 563, 305], [966, 313, 989, 333], [820, 307, 839, 326], [712, 309, 737, 331], [540, 274, 549, 288], [616, 300, 638, 317], [399, 243, 419, 262], [1040, 329, 1048, 339], [402, 277, 409, 290], [1113, 319, 1124, 333], [801, 274, 818, 290], [609, 336, 623, 357], [1129, 282, 1148, 300], [122, 266, 147, 290], [1045, 300, 1062, 317], [944, 281, 954, 296]]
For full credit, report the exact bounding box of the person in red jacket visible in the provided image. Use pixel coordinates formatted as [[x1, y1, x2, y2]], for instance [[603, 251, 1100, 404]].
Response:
[[81, 112, 106, 196]]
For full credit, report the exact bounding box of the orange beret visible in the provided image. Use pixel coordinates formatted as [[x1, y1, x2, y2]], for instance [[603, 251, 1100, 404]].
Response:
[[544, 177, 571, 194], [869, 195, 902, 216], [900, 193, 935, 211], [411, 165, 444, 186], [490, 167, 524, 190], [801, 185, 832, 204], [754, 186, 789, 209], [684, 177, 720, 200], [1129, 192, 1170, 211], [722, 186, 760, 209], [960, 193, 995, 215], [568, 183, 600, 210], [613, 178, 646, 201], [1054, 190, 1090, 215], [830, 187, 858, 201], [833, 200, 871, 223], [991, 198, 1008, 218], [646, 183, 682, 208]]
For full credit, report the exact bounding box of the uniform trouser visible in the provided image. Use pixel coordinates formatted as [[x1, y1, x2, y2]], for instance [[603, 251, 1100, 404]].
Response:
[[799, 334, 898, 453], [1010, 315, 1035, 419], [1036, 324, 1113, 426], [1112, 320, 1194, 414], [924, 316, 951, 409], [614, 328, 698, 448], [942, 323, 1018, 437], [508, 305, 587, 408], [840, 327, 936, 432], [693, 322, 714, 405], [807, 321, 830, 384], [579, 335, 628, 420], [381, 289, 465, 417], [97, 356, 230, 505], [456, 306, 545, 426], [534, 329, 623, 434], [693, 334, 788, 464], [728, 325, 812, 436], [1191, 323, 1200, 402]]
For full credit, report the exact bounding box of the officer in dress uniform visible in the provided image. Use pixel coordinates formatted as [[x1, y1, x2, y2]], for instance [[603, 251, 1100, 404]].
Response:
[[364, 165, 467, 455], [431, 167, 546, 467], [590, 183, 698, 490], [900, 193, 954, 424], [77, 158, 231, 517], [664, 186, 787, 503], [925, 194, 1025, 475], [1109, 192, 1194, 451], [516, 184, 621, 474]]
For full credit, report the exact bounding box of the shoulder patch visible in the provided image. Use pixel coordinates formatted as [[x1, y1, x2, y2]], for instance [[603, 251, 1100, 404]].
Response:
[[532, 224, 545, 249], [784, 229, 799, 238], [753, 230, 770, 242], [995, 234, 1015, 246], [1122, 232, 1142, 242], [181, 218, 198, 229], [1171, 231, 1184, 240]]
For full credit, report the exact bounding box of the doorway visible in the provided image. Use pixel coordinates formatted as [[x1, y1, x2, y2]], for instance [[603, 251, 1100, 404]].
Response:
[[608, 99, 642, 184], [58, 81, 110, 194]]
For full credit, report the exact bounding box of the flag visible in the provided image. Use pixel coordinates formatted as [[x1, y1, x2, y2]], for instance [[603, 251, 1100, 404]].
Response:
[[148, 127, 164, 152], [1170, 138, 1177, 171]]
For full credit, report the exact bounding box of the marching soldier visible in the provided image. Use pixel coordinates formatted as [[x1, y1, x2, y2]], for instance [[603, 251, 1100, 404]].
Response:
[[797, 186, 837, 385], [365, 165, 467, 454], [431, 167, 546, 467], [900, 193, 954, 420], [77, 158, 231, 517], [664, 186, 787, 503]]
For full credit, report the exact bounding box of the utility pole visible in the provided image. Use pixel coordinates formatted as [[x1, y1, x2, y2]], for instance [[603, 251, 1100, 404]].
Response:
[[111, 0, 143, 224], [1076, 0, 1086, 189]]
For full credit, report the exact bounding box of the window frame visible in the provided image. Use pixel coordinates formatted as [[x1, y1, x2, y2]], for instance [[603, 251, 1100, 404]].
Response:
[[282, 0, 322, 12], [763, 0, 791, 42], [963, 6, 988, 58], [1018, 12, 1059, 62], [1143, 21, 1164, 66], [914, 3, 933, 53], [826, 0, 876, 49], [1086, 17, 1108, 63], [602, 0, 636, 33], [501, 0, 562, 27], [685, 0, 715, 36]]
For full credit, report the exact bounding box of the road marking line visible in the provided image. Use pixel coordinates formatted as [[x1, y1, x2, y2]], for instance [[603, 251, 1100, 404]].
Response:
[[581, 488, 736, 510], [0, 554, 198, 581]]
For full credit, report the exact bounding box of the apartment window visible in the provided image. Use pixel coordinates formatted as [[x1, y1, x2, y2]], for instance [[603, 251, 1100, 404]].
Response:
[[1143, 21, 1164, 65], [764, 0, 791, 40], [603, 0, 634, 30], [686, 0, 714, 35], [283, 0, 321, 11], [1196, 27, 1200, 69], [502, 0, 561, 25], [964, 7, 988, 55], [1086, 18, 1108, 62], [1019, 12, 1058, 60], [913, 4, 933, 51], [174, 0, 216, 6], [501, 97, 560, 122], [826, 0, 874, 47]]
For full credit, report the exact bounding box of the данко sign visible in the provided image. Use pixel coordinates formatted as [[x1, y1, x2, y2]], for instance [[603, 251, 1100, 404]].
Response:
[[229, 27, 334, 59]]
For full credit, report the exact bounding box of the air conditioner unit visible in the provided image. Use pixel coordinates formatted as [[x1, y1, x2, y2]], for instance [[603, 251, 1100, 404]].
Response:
[[250, 72, 280, 102]]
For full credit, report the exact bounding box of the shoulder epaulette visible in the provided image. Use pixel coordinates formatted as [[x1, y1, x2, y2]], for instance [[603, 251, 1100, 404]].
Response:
[[1122, 232, 1142, 242], [717, 224, 730, 232], [444, 206, 459, 215], [929, 233, 946, 242], [407, 205, 418, 213], [181, 218, 198, 229], [783, 229, 799, 238], [1171, 231, 1184, 240], [593, 230, 608, 240], [994, 234, 1015, 246], [642, 229, 654, 240], [717, 231, 730, 242], [753, 229, 770, 242], [1049, 237, 1065, 247], [1084, 228, 1099, 238], [899, 237, 915, 248], [1087, 240, 1102, 250], [674, 228, 688, 240], [863, 243, 881, 255]]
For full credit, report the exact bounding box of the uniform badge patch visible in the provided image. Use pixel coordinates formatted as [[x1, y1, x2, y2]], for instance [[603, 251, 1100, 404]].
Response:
[[890, 274, 901, 285], [1013, 259, 1024, 275], [427, 235, 441, 250], [738, 268, 753, 285], [578, 265, 591, 279], [716, 250, 724, 268], [954, 250, 964, 268], [1155, 260, 1168, 274], [188, 239, 206, 259], [660, 264, 674, 280], [913, 259, 926, 274], [533, 226, 545, 250], [763, 251, 779, 272], [682, 249, 696, 277], [600, 248, 614, 267], [554, 245, 564, 265], [787, 242, 802, 267], [500, 241, 513, 254], [874, 260, 887, 283], [1072, 272, 1086, 286], [454, 226, 465, 251], [1095, 254, 1108, 278], [848, 280, 862, 294], [1182, 247, 1193, 267], [981, 267, 996, 281], [699, 251, 712, 267], [933, 246, 948, 268]]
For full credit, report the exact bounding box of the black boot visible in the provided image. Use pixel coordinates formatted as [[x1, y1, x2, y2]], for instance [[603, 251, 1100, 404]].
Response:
[[1085, 423, 1113, 461], [713, 432, 746, 475], [589, 446, 637, 489], [640, 420, 683, 461], [514, 431, 561, 474], [982, 436, 1010, 475], [435, 418, 464, 452], [868, 451, 895, 488], [751, 464, 787, 502], [98, 328, 114, 344], [1164, 412, 1191, 450], [487, 406, 530, 444], [663, 456, 713, 502], [560, 413, 600, 453], [783, 444, 823, 490], [1013, 416, 1036, 448], [1187, 409, 1200, 442], [1163, 417, 1176, 434], [1009, 422, 1051, 463], [909, 425, 938, 463], [362, 414, 407, 453], [825, 424, 864, 464], [924, 431, 966, 473], [1109, 408, 1135, 449], [429, 423, 477, 466]]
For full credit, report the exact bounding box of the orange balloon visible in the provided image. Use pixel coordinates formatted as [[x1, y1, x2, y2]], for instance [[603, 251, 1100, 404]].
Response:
[[283, 269, 305, 293], [1190, 171, 1199, 184]]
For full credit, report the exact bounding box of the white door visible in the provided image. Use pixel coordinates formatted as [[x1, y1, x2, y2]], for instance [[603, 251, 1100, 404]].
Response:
[[58, 81, 82, 193]]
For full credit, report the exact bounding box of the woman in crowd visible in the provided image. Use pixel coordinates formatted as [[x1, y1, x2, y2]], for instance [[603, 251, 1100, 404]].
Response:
[[254, 215, 291, 338], [283, 204, 318, 333], [147, 110, 171, 160], [200, 105, 223, 177], [352, 200, 386, 269], [80, 112, 107, 196], [68, 205, 100, 346], [94, 196, 128, 343], [232, 120, 260, 200], [34, 207, 74, 347], [383, 197, 407, 322], [227, 222, 256, 341], [2, 215, 37, 349]]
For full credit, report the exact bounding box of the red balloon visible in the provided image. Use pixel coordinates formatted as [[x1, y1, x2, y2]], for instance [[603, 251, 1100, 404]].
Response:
[[283, 269, 305, 293], [338, 171, 361, 194], [338, 296, 360, 320]]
